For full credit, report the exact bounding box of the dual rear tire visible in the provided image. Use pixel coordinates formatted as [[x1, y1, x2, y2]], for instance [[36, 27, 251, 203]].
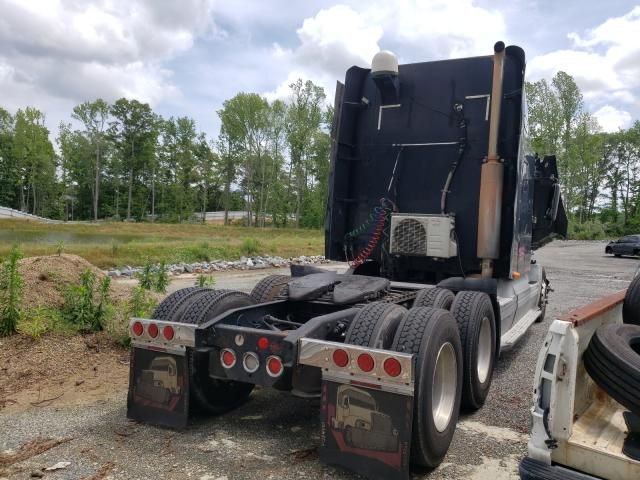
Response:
[[346, 289, 497, 468], [392, 307, 463, 468], [152, 288, 255, 414]]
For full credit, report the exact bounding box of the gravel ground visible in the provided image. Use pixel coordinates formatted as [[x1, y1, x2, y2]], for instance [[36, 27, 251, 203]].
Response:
[[0, 240, 636, 480]]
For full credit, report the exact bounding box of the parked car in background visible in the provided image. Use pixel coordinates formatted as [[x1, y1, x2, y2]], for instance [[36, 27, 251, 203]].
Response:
[[606, 235, 640, 257]]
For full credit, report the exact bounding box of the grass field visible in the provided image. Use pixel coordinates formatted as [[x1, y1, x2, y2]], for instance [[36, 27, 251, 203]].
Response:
[[0, 219, 324, 268]]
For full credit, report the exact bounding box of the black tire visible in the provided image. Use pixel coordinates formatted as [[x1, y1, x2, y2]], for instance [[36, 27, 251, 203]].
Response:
[[414, 287, 455, 310], [152, 287, 212, 320], [169, 289, 256, 415], [177, 289, 254, 326], [623, 274, 640, 325], [344, 302, 406, 349], [605, 247, 612, 254], [250, 275, 291, 303], [535, 268, 548, 323], [392, 307, 463, 469], [450, 291, 496, 410], [584, 323, 640, 416], [519, 457, 594, 480], [615, 254, 622, 257]]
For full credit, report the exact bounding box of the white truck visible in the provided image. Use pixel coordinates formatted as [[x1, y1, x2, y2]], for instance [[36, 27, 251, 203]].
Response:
[[520, 276, 640, 479]]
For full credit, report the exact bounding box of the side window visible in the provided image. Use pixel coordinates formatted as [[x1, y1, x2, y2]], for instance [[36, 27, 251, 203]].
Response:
[[342, 396, 349, 408]]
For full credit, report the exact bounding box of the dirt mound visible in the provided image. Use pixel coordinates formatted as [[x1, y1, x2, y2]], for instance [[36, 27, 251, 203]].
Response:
[[0, 333, 129, 413], [19, 254, 132, 310]]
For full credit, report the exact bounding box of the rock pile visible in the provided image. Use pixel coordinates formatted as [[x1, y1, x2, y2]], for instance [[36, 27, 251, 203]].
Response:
[[106, 255, 330, 278]]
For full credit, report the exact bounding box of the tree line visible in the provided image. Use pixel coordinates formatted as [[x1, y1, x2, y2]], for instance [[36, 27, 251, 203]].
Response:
[[0, 79, 331, 228], [526, 72, 640, 238], [1, 71, 639, 236]]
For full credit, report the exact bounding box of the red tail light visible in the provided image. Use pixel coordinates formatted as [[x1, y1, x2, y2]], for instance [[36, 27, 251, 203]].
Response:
[[383, 357, 402, 377], [162, 325, 175, 341], [357, 353, 375, 372], [148, 323, 158, 338], [132, 321, 144, 336], [257, 337, 270, 350], [332, 349, 349, 367], [221, 349, 236, 368], [266, 356, 283, 377]]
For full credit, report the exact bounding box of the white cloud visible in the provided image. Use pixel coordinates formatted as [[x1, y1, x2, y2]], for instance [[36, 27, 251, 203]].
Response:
[[375, 0, 507, 58], [294, 5, 383, 78], [0, 0, 214, 121], [593, 105, 632, 132], [264, 1, 508, 109], [528, 6, 640, 107]]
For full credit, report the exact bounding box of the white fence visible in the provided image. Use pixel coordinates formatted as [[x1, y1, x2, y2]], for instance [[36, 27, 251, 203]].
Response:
[[0, 206, 62, 223]]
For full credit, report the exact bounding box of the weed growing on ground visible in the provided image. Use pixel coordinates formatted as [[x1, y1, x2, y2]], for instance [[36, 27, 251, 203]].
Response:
[[107, 286, 157, 347], [137, 260, 154, 290], [0, 245, 24, 336], [62, 269, 111, 332], [17, 307, 72, 338], [241, 237, 261, 256], [55, 240, 65, 256], [154, 261, 169, 293], [196, 274, 216, 288], [137, 259, 170, 293]]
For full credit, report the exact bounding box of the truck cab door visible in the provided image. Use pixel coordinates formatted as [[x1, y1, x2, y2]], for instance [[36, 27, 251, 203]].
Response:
[[532, 155, 568, 249]]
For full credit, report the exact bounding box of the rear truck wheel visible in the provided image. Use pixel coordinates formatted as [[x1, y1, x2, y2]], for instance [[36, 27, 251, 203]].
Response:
[[151, 286, 212, 320], [450, 291, 496, 410], [535, 268, 548, 323], [392, 307, 462, 469], [413, 287, 455, 310], [623, 274, 640, 325], [250, 274, 291, 303], [344, 302, 407, 349], [584, 323, 640, 416], [170, 289, 256, 415]]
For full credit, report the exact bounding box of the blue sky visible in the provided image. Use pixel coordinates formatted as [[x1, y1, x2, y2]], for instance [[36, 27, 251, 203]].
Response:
[[1, 0, 639, 140]]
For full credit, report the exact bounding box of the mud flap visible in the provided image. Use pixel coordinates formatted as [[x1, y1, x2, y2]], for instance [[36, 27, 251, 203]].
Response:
[[320, 376, 413, 480], [127, 347, 190, 428]]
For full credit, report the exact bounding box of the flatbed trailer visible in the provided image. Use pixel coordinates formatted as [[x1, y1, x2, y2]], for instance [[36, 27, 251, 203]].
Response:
[[128, 41, 567, 479]]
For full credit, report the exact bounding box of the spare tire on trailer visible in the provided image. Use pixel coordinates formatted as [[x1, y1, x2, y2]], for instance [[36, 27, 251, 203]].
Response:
[[250, 275, 291, 303], [163, 288, 256, 414], [413, 287, 455, 310], [584, 323, 640, 416], [450, 291, 496, 410], [344, 302, 406, 349], [392, 307, 463, 469], [623, 274, 640, 325]]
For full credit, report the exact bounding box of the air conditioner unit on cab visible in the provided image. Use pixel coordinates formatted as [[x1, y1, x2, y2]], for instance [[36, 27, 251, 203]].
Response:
[[389, 214, 457, 258]]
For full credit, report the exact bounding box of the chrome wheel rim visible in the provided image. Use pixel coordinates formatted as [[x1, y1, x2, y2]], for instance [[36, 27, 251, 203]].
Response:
[[432, 342, 457, 433], [477, 316, 492, 384]]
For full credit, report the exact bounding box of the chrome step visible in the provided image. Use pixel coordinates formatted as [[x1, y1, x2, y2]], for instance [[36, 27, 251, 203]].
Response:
[[500, 308, 541, 352]]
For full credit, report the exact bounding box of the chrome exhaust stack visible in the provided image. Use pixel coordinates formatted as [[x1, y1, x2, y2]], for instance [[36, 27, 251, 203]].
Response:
[[477, 41, 506, 278]]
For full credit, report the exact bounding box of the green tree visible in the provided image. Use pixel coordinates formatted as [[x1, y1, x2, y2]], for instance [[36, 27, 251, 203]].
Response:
[[285, 79, 326, 227], [72, 99, 110, 220], [109, 99, 157, 220], [217, 93, 270, 226], [12, 107, 57, 216]]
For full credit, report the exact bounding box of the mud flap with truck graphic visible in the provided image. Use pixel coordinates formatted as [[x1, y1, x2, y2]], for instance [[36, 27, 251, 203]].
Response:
[[127, 319, 195, 428], [299, 338, 414, 480]]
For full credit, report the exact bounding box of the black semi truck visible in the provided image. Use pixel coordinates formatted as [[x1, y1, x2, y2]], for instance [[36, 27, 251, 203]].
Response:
[[127, 42, 567, 479]]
